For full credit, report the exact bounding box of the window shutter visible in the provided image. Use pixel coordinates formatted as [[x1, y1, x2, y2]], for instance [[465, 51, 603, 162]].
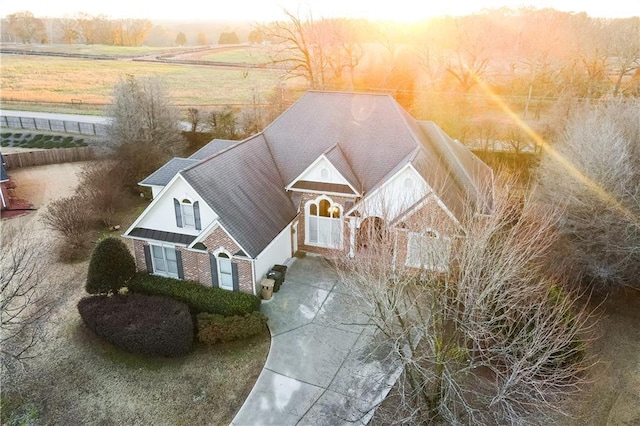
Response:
[[143, 245, 153, 273], [231, 262, 239, 292], [209, 253, 219, 288], [176, 250, 184, 279], [174, 198, 183, 228], [194, 201, 201, 230]]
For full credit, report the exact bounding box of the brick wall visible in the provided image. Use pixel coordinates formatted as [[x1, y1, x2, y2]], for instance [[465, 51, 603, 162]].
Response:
[[132, 239, 147, 272], [129, 226, 255, 294]]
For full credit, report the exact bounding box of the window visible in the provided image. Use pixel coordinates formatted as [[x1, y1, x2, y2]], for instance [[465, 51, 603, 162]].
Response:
[[306, 196, 342, 248], [151, 245, 179, 277], [320, 167, 329, 180], [406, 231, 450, 272], [173, 197, 201, 230], [218, 253, 233, 290], [181, 199, 195, 227]]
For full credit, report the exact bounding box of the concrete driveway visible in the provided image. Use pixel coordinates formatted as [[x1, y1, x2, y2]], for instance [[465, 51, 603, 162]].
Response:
[[231, 256, 400, 426]]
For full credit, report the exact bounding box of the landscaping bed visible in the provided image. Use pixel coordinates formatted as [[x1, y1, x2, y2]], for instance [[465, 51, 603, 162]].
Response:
[[1, 131, 87, 149]]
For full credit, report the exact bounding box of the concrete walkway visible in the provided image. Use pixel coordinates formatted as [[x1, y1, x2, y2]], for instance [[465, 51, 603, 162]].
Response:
[[231, 256, 400, 426]]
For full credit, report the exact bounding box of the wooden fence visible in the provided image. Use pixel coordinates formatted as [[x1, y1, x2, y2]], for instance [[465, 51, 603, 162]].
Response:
[[3, 147, 95, 169]]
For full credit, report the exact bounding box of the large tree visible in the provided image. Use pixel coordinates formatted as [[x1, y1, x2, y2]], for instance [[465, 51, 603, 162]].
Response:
[[535, 98, 640, 292], [1, 221, 56, 375], [7, 11, 46, 44], [106, 76, 184, 187], [335, 176, 593, 424]]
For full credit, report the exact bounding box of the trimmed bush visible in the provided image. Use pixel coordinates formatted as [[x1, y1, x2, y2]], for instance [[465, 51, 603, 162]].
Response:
[[197, 312, 268, 344], [128, 273, 261, 316], [78, 294, 193, 357], [86, 237, 136, 294]]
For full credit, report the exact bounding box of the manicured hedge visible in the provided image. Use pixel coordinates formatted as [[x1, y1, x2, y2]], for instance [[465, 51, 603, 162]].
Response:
[[127, 273, 261, 316], [78, 294, 193, 357], [197, 312, 268, 344], [86, 237, 136, 294]]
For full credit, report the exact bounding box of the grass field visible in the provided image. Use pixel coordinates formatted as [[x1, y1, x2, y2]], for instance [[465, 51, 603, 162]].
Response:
[[1, 49, 301, 113], [1, 43, 188, 57], [199, 47, 272, 64]]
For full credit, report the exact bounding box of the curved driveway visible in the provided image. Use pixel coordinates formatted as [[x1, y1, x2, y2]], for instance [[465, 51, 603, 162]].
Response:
[[231, 256, 400, 426]]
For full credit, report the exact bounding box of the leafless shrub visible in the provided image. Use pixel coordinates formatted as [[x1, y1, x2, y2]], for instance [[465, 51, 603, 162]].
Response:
[[535, 98, 640, 292], [75, 161, 126, 227], [335, 175, 595, 425], [42, 195, 93, 257], [1, 220, 55, 375]]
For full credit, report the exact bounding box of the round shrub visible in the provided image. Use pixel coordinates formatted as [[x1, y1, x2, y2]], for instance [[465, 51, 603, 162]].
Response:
[[86, 237, 136, 294], [78, 294, 194, 357]]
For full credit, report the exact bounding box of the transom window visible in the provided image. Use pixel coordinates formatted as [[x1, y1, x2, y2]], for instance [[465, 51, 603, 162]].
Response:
[[151, 245, 179, 277], [306, 196, 342, 248], [181, 199, 195, 227], [217, 253, 234, 290]]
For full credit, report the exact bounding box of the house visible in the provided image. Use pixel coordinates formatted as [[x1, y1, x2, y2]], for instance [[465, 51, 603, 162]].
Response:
[[124, 91, 493, 294], [1, 153, 10, 211]]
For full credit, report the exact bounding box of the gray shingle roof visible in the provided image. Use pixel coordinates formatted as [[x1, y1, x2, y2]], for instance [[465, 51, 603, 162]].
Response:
[[263, 92, 417, 192], [139, 158, 200, 186], [181, 134, 297, 258], [189, 139, 237, 160], [129, 227, 196, 245], [138, 91, 492, 258]]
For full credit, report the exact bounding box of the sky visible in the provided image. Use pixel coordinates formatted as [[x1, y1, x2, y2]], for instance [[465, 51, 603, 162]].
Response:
[[1, 0, 638, 22]]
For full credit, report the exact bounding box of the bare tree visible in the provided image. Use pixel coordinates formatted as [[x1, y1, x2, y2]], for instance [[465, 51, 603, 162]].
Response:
[[1, 221, 55, 374], [335, 176, 594, 424], [106, 75, 185, 187], [6, 11, 46, 44], [535, 98, 640, 292]]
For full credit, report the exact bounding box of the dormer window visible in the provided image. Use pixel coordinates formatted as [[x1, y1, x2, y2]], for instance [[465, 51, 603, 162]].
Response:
[[181, 199, 195, 227], [173, 197, 201, 230]]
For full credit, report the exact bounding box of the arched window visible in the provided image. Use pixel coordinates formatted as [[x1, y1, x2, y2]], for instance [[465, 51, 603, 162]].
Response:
[[320, 167, 329, 180], [404, 177, 414, 188], [306, 196, 342, 248], [217, 252, 233, 290], [174, 197, 201, 230], [181, 199, 195, 227]]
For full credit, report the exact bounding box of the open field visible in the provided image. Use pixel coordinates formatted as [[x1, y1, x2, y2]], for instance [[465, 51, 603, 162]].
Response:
[[198, 46, 272, 64], [0, 52, 300, 113], [1, 43, 190, 57]]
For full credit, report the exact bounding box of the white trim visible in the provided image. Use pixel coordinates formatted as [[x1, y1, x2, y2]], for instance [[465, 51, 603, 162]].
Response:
[[124, 236, 188, 247], [345, 162, 415, 216], [286, 187, 359, 198], [149, 243, 180, 278], [285, 154, 361, 196], [214, 249, 234, 291], [124, 174, 211, 237], [304, 195, 343, 249]]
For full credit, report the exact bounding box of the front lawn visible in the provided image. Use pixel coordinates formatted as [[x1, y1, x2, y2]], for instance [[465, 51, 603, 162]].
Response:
[[2, 312, 269, 424]]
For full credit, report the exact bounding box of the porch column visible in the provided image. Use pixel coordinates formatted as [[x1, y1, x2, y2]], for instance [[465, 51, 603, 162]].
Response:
[[348, 217, 356, 258]]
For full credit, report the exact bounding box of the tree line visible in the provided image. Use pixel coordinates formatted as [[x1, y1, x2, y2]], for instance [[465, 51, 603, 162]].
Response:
[[1, 11, 253, 47]]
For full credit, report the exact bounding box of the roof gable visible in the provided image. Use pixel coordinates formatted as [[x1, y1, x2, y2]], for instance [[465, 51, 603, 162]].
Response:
[[286, 150, 359, 196], [181, 134, 297, 258]]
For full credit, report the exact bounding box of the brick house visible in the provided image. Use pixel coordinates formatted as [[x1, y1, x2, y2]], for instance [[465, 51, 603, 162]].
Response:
[[124, 91, 493, 294]]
